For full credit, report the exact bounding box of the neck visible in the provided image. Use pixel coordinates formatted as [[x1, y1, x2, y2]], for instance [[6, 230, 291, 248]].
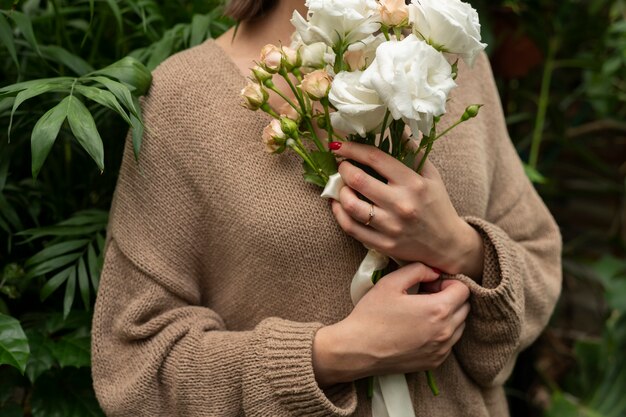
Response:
[[219, 0, 306, 57]]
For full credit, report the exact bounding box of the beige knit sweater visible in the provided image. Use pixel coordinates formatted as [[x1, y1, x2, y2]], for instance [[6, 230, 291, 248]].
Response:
[[91, 39, 562, 417]]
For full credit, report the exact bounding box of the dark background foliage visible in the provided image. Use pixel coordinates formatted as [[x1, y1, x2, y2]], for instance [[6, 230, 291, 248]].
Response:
[[0, 1, 624, 416]]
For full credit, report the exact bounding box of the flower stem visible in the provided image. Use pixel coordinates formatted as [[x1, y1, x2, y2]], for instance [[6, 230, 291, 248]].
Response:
[[266, 83, 300, 114], [280, 69, 325, 151], [529, 37, 557, 169], [434, 118, 464, 141], [426, 371, 439, 396], [321, 98, 335, 144]]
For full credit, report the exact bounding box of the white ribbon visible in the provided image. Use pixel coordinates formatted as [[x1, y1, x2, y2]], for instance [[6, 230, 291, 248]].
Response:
[[322, 173, 416, 417]]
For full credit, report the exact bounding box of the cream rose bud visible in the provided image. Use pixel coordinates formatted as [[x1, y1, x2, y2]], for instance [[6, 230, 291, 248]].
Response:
[[299, 42, 335, 69], [281, 46, 300, 69], [361, 34, 456, 136], [251, 65, 272, 83], [240, 82, 268, 110], [262, 119, 287, 153], [408, 0, 487, 67], [344, 33, 386, 71], [379, 0, 409, 27], [328, 71, 387, 137], [260, 44, 283, 73], [300, 70, 332, 100]]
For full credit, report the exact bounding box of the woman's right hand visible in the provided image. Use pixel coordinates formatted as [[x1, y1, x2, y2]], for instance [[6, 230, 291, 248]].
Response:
[[312, 262, 470, 387]]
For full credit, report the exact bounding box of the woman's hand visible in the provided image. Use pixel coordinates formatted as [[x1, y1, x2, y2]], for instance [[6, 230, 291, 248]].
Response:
[[329, 141, 485, 281], [312, 263, 470, 386]]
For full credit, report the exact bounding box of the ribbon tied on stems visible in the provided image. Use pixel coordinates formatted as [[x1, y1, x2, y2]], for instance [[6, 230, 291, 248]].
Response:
[[321, 172, 420, 417]]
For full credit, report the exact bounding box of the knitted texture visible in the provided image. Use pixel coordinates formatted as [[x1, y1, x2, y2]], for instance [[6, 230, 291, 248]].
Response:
[[91, 39, 562, 417]]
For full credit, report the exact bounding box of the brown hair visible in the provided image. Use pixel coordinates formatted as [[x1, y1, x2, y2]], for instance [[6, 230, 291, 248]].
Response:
[[224, 0, 279, 21]]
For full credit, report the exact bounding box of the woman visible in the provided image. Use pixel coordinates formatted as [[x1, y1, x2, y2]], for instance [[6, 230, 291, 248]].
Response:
[[91, 0, 562, 416]]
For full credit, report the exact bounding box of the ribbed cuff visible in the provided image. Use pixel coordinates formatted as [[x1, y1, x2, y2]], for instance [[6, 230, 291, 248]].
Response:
[[257, 318, 357, 417], [451, 216, 523, 323]]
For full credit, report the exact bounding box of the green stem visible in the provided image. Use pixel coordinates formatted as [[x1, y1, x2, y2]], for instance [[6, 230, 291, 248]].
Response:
[[260, 103, 280, 119], [529, 37, 558, 169], [416, 140, 433, 174], [379, 110, 391, 147], [279, 69, 325, 151], [321, 98, 335, 143], [426, 371, 439, 396], [434, 118, 464, 141], [266, 83, 300, 115], [367, 376, 374, 398], [382, 26, 391, 41]]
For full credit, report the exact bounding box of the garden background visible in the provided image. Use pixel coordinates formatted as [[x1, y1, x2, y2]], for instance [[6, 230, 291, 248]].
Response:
[[0, 0, 624, 416]]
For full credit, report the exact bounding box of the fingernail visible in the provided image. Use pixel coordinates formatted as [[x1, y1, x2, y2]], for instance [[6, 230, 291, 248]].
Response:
[[329, 142, 342, 151], [432, 268, 442, 275]]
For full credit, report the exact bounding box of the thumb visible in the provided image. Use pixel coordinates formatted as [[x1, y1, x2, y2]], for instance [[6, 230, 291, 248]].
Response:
[[383, 262, 440, 292]]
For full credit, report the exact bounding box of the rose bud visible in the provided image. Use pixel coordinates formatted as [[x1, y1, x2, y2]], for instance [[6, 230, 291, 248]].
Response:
[[281, 46, 301, 71], [461, 104, 483, 121], [278, 102, 301, 122], [379, 0, 409, 27], [241, 82, 268, 110], [251, 65, 273, 83], [300, 69, 332, 101], [260, 44, 283, 73], [280, 117, 299, 137], [262, 119, 287, 153]]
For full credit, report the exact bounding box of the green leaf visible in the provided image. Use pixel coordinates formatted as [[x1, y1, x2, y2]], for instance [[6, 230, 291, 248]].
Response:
[[25, 331, 56, 384], [310, 150, 338, 177], [0, 194, 23, 230], [40, 267, 73, 301], [74, 85, 131, 125], [90, 57, 152, 96], [26, 239, 89, 269], [146, 32, 175, 71], [39, 45, 94, 76], [52, 330, 91, 368], [523, 163, 547, 184], [31, 96, 71, 179], [303, 172, 326, 188], [66, 97, 105, 172], [190, 14, 211, 46], [379, 138, 390, 154], [57, 209, 108, 227], [0, 77, 74, 97], [85, 76, 139, 120], [25, 252, 82, 281], [63, 267, 77, 319], [0, 313, 30, 374], [16, 224, 105, 243], [77, 257, 90, 310], [2, 10, 41, 56], [104, 0, 123, 32], [8, 80, 74, 141], [130, 96, 143, 160], [87, 243, 100, 291], [0, 13, 18, 70]]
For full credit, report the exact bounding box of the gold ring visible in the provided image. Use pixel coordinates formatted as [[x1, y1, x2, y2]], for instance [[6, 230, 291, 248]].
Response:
[[364, 204, 375, 226]]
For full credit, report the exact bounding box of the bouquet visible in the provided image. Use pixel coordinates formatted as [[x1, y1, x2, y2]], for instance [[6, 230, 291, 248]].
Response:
[[241, 1, 487, 415]]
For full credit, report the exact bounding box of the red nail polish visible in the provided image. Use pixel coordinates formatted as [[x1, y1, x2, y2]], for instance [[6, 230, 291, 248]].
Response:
[[329, 142, 342, 151], [432, 268, 442, 275]]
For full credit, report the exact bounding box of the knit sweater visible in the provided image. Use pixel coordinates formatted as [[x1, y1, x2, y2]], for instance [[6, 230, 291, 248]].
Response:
[[91, 38, 562, 417]]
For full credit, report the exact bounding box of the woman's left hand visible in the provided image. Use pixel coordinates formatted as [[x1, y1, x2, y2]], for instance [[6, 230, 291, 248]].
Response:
[[329, 141, 485, 281]]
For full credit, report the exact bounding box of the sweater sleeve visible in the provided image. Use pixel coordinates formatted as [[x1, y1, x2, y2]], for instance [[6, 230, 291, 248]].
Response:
[[91, 80, 357, 416], [450, 53, 563, 388]]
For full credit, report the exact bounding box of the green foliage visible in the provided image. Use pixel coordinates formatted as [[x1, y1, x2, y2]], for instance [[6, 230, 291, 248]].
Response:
[[0, 0, 232, 414]]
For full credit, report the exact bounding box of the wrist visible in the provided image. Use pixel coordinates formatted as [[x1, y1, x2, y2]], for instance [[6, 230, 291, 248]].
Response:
[[449, 218, 485, 282], [312, 321, 372, 387]]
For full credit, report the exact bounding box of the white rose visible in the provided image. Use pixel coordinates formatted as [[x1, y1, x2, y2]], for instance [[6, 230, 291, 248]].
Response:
[[344, 33, 386, 71], [291, 0, 380, 48], [361, 34, 456, 136], [329, 70, 387, 137], [408, 0, 487, 67]]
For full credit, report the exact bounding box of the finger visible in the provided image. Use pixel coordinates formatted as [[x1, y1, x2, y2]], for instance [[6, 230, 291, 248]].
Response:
[[448, 321, 466, 347], [419, 277, 443, 294], [338, 161, 393, 206], [331, 141, 414, 184], [450, 301, 470, 329], [382, 262, 440, 293], [338, 186, 393, 233], [432, 279, 470, 306], [331, 199, 389, 249]]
